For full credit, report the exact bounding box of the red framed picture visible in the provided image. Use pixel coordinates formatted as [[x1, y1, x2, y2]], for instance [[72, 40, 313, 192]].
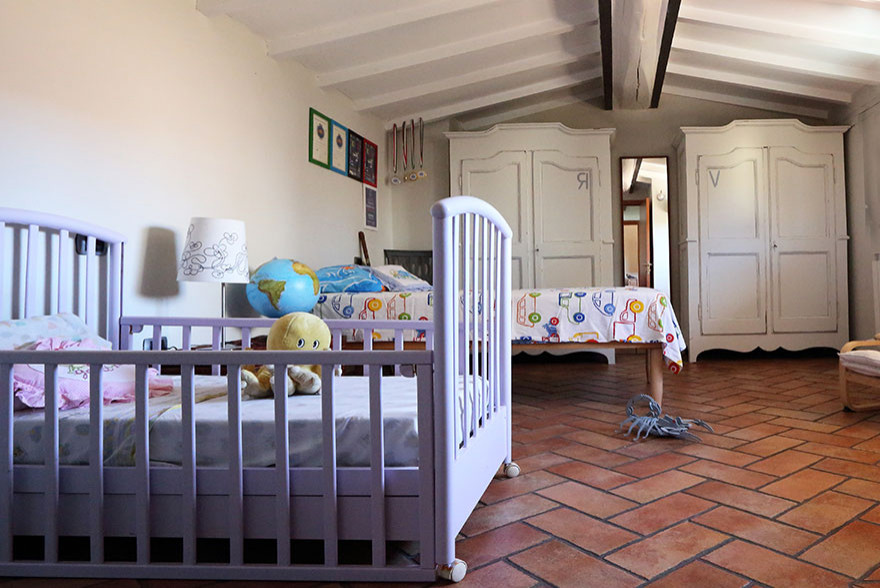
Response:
[[363, 138, 378, 187]]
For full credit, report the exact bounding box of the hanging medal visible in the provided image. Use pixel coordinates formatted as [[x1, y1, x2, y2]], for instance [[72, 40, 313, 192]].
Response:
[[407, 118, 419, 182], [390, 123, 402, 185], [416, 117, 428, 180], [402, 120, 410, 181]]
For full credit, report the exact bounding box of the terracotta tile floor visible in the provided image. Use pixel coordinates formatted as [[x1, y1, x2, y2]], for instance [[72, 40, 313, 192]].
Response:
[[5, 350, 880, 587]]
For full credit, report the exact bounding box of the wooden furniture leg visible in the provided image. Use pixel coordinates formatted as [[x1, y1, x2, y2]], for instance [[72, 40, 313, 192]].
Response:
[[646, 346, 664, 407]]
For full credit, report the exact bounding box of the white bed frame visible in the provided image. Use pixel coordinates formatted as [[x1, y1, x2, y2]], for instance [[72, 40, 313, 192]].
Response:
[[0, 197, 516, 583]]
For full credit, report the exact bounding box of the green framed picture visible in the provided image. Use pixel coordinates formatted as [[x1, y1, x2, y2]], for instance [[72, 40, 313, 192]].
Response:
[[308, 107, 330, 168]]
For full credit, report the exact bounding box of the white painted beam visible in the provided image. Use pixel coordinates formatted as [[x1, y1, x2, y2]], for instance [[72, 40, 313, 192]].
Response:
[[674, 36, 880, 85], [458, 87, 604, 130], [268, 0, 508, 59], [386, 67, 602, 127], [663, 83, 829, 119], [679, 4, 880, 57], [354, 43, 600, 111], [196, 0, 263, 17], [667, 62, 853, 104], [316, 14, 599, 88], [613, 0, 664, 108]]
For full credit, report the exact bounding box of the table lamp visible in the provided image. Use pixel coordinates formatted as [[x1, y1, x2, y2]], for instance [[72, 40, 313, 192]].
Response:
[[178, 217, 249, 347]]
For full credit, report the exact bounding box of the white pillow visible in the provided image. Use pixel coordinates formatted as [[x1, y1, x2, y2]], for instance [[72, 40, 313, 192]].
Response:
[[840, 349, 880, 378], [0, 313, 95, 351], [370, 265, 432, 292]]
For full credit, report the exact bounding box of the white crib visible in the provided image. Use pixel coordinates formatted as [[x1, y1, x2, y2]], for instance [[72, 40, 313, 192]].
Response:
[[0, 196, 515, 583]]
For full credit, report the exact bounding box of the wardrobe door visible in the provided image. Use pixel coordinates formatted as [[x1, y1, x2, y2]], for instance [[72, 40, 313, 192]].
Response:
[[460, 151, 533, 288], [698, 148, 768, 335], [768, 147, 837, 332], [532, 151, 602, 288]]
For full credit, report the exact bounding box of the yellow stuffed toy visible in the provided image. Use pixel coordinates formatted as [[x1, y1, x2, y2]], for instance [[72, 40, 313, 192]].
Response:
[[241, 312, 332, 398]]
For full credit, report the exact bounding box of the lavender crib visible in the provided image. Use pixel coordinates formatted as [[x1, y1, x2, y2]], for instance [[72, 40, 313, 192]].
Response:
[[0, 196, 515, 583]]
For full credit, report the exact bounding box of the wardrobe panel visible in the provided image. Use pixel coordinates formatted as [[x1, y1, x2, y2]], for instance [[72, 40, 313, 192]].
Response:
[[702, 252, 766, 335], [542, 255, 595, 288], [772, 152, 833, 239], [700, 151, 763, 240], [773, 251, 836, 332]]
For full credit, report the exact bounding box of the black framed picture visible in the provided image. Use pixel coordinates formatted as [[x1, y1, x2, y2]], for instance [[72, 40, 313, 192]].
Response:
[[363, 138, 378, 187], [364, 184, 378, 230], [347, 131, 364, 181]]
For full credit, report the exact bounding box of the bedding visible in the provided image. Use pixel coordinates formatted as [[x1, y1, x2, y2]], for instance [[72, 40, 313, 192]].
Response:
[[316, 264, 384, 293], [0, 312, 98, 350], [370, 264, 432, 291], [12, 374, 426, 468], [314, 286, 686, 371]]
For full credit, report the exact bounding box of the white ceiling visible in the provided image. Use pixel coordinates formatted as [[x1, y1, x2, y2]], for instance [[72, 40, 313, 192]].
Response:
[[198, 0, 880, 127]]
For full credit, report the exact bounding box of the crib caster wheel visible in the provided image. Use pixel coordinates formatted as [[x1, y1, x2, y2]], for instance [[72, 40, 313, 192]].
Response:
[[436, 559, 467, 582], [504, 462, 521, 478]]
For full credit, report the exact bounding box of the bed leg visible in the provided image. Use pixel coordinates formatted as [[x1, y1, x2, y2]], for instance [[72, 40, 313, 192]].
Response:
[[647, 347, 663, 407], [436, 558, 468, 582]]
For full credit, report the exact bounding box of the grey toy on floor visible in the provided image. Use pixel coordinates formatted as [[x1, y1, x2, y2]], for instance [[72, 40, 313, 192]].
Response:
[[618, 394, 713, 442]]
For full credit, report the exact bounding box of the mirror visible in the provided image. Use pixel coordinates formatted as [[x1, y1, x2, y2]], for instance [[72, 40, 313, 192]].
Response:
[[620, 157, 670, 295]]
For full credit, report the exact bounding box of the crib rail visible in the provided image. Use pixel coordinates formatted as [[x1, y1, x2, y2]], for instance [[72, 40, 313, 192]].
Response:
[[0, 348, 437, 582]]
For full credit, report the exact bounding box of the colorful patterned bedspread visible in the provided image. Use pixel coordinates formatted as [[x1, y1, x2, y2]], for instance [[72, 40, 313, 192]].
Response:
[[512, 288, 685, 372], [313, 287, 686, 371]]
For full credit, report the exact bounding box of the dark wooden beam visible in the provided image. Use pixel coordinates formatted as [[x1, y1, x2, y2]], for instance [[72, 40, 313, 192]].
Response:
[[628, 157, 643, 194], [650, 0, 681, 109], [598, 0, 613, 110]]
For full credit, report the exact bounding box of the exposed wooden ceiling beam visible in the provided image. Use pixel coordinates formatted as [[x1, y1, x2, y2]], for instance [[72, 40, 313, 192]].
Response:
[[628, 157, 643, 193], [268, 0, 507, 59], [667, 62, 853, 103], [316, 14, 598, 88], [598, 0, 613, 110], [663, 82, 829, 119], [679, 4, 880, 57], [390, 67, 602, 126], [355, 44, 600, 112], [673, 36, 880, 85], [651, 0, 681, 108]]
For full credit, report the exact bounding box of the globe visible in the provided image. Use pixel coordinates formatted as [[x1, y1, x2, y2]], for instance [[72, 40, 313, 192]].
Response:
[[246, 258, 320, 318]]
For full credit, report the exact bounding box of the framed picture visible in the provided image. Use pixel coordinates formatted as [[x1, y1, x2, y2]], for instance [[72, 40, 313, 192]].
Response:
[[308, 108, 330, 168], [363, 138, 378, 187], [347, 131, 364, 181], [329, 120, 348, 175], [363, 184, 378, 230]]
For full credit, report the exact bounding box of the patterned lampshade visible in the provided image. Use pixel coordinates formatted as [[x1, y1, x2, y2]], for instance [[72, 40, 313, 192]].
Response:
[[177, 217, 249, 284]]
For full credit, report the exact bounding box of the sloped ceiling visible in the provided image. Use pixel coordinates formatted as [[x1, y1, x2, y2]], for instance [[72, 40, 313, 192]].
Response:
[[198, 0, 880, 127]]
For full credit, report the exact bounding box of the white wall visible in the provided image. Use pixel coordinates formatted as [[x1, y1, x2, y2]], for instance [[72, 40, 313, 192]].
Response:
[[0, 0, 389, 319], [836, 86, 880, 339]]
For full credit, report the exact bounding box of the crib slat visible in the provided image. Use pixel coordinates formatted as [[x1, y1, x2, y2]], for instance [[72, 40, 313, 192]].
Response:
[[89, 364, 105, 563], [211, 328, 221, 375], [472, 214, 479, 435], [227, 367, 244, 566], [151, 326, 163, 373], [322, 368, 338, 566], [44, 363, 59, 562], [416, 363, 435, 571], [274, 363, 291, 566], [182, 325, 192, 350], [0, 364, 12, 562], [108, 242, 122, 348], [181, 365, 197, 564], [493, 228, 501, 413], [394, 329, 403, 376], [135, 363, 150, 564], [368, 369, 386, 566], [241, 327, 251, 349], [85, 236, 96, 330], [461, 214, 471, 449], [481, 217, 489, 423], [363, 329, 373, 376], [25, 224, 39, 317], [57, 229, 70, 315], [450, 216, 460, 456]]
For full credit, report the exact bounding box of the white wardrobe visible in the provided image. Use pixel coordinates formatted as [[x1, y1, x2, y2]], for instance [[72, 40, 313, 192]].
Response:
[[676, 119, 849, 361], [446, 123, 615, 289]]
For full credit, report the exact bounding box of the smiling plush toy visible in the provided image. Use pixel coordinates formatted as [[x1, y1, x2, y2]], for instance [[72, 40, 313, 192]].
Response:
[[241, 312, 332, 398]]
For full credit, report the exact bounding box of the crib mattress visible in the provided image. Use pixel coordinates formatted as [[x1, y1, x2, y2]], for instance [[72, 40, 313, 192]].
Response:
[[12, 375, 421, 468]]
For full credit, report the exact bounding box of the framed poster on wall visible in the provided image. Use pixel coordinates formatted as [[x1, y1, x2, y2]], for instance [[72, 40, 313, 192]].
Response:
[[363, 138, 378, 187], [329, 120, 348, 175], [308, 108, 330, 168], [347, 131, 364, 181], [364, 184, 378, 230]]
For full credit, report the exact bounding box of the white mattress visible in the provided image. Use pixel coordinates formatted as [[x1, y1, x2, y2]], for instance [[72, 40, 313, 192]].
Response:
[[840, 349, 880, 378], [12, 375, 421, 468]]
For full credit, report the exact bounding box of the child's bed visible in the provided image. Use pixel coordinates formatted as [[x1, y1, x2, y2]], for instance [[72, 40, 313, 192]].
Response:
[[0, 197, 516, 583], [315, 286, 686, 405]]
